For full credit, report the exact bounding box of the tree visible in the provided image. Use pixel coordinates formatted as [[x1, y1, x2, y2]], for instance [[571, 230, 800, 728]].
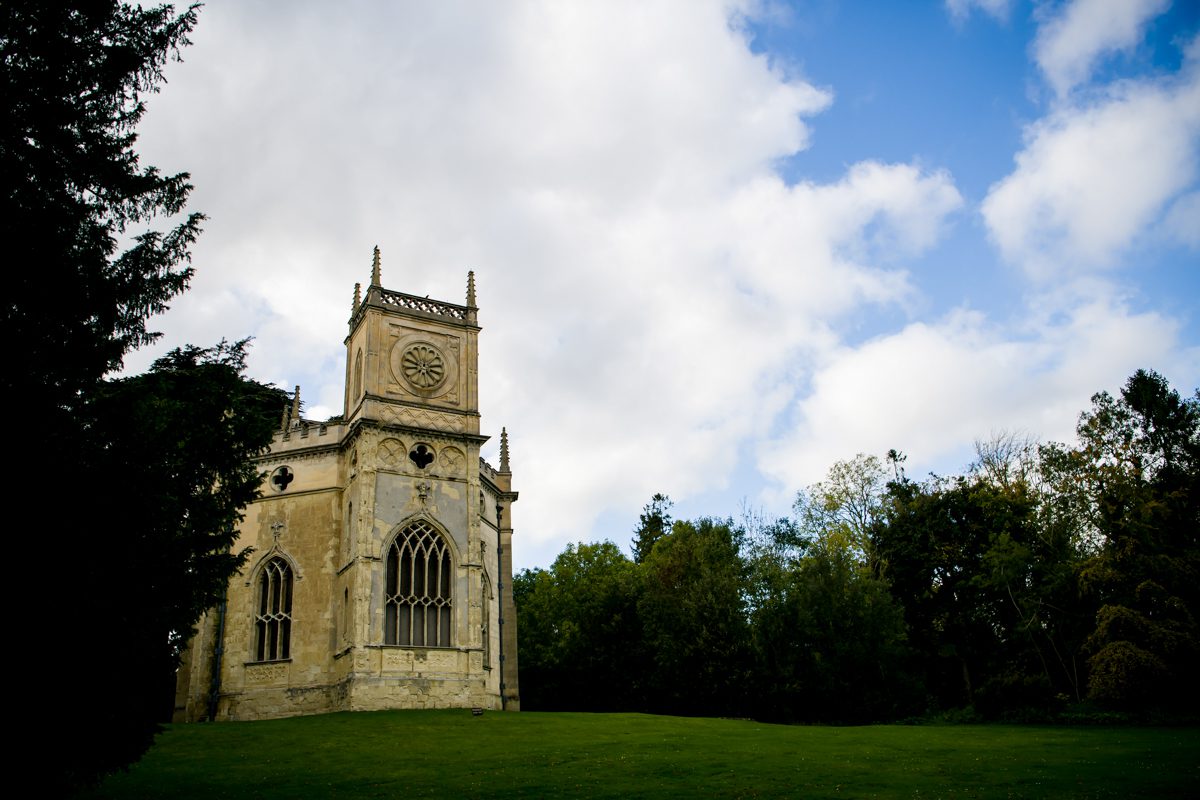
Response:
[[632, 493, 673, 563], [794, 453, 888, 568], [2, 3, 281, 789], [46, 343, 285, 791], [971, 430, 1038, 492], [872, 472, 1072, 715], [513, 542, 644, 710], [2, 1, 203, 410], [1041, 369, 1200, 709], [749, 531, 915, 723], [639, 518, 750, 715]]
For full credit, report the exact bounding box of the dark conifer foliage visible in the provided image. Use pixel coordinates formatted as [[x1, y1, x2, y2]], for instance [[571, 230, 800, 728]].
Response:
[[62, 342, 287, 789], [2, 1, 202, 407], [632, 492, 673, 564], [3, 3, 284, 792]]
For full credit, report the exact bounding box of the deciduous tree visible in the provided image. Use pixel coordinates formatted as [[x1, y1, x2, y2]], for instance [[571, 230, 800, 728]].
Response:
[[1042, 370, 1200, 709], [750, 533, 915, 722], [639, 518, 750, 715], [514, 542, 644, 710], [794, 453, 887, 567]]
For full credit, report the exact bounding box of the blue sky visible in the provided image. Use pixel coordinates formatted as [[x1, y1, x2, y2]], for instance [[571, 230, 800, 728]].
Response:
[[131, 1, 1199, 569]]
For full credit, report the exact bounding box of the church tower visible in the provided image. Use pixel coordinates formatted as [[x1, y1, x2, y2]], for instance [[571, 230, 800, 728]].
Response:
[[173, 249, 519, 721]]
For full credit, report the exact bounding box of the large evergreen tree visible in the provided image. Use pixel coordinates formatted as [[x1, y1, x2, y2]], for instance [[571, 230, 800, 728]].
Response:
[[632, 493, 673, 564], [2, 1, 203, 407], [3, 3, 283, 791]]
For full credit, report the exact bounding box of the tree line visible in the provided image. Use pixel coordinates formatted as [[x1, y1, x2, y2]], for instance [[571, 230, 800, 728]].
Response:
[[515, 369, 1199, 722]]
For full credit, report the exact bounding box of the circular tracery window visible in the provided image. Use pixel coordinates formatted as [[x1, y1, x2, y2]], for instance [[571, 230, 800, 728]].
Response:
[[270, 465, 295, 493], [400, 343, 446, 390]]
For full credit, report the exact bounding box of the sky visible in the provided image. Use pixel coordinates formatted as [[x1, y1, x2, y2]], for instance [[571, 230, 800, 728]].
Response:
[[130, 0, 1200, 570]]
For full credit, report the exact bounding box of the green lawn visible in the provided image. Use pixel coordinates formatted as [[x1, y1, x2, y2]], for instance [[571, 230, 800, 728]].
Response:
[[77, 711, 1197, 799]]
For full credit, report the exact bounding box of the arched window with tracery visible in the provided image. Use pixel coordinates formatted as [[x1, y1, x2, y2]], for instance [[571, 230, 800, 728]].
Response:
[[482, 572, 492, 669], [254, 557, 293, 661], [385, 521, 453, 647], [352, 348, 363, 401]]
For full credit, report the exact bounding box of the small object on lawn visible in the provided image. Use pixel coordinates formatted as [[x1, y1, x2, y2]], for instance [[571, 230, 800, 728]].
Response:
[[471, 707, 484, 716]]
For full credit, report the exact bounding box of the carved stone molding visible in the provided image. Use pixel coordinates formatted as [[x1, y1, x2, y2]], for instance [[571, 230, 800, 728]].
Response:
[[378, 404, 465, 433], [378, 437, 405, 468], [439, 446, 466, 476], [244, 662, 289, 685]]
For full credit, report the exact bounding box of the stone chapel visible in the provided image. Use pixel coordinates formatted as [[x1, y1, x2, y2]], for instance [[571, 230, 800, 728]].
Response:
[[173, 248, 520, 721]]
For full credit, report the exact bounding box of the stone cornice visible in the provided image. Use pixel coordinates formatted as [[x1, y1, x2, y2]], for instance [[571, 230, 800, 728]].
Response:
[[345, 415, 489, 446], [357, 394, 483, 420], [255, 444, 341, 466], [253, 485, 342, 503]]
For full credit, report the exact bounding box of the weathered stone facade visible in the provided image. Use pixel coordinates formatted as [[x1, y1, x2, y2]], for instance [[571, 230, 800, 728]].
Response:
[[174, 250, 520, 721]]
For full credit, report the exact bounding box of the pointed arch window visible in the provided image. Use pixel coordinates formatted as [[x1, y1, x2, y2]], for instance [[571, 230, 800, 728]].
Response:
[[352, 348, 363, 401], [482, 572, 493, 669], [254, 557, 293, 661], [385, 521, 453, 647]]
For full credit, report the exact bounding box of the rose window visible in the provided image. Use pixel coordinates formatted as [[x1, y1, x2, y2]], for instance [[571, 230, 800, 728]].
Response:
[[400, 344, 446, 389]]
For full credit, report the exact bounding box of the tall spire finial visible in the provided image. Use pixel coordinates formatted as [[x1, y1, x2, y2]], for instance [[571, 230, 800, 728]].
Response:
[[290, 385, 301, 427], [466, 270, 477, 308], [499, 427, 510, 473], [370, 245, 381, 287], [352, 281, 361, 314]]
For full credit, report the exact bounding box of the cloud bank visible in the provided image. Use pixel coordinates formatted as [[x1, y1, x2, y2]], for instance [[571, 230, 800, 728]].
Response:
[[131, 1, 1198, 566]]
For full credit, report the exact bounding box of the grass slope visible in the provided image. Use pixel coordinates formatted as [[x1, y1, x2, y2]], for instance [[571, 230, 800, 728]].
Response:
[[78, 711, 1198, 799]]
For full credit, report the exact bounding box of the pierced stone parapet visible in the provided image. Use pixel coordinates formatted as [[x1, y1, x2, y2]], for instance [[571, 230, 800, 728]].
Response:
[[378, 288, 470, 321]]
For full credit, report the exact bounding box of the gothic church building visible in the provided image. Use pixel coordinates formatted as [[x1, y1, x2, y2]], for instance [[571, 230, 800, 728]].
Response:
[[174, 249, 520, 721]]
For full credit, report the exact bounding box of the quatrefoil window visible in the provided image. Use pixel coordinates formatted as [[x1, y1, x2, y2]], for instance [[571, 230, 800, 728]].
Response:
[[409, 444, 435, 469], [270, 466, 295, 493], [400, 344, 446, 390]]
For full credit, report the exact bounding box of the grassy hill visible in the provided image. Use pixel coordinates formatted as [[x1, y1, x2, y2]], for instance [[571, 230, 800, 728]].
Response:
[[77, 710, 1198, 799]]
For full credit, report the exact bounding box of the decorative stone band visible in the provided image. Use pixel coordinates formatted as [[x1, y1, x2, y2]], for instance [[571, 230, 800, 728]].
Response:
[[244, 662, 289, 685], [378, 404, 466, 433], [380, 647, 466, 674]]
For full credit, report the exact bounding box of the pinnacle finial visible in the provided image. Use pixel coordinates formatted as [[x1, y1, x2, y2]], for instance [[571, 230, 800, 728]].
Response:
[[499, 427, 510, 473], [352, 282, 361, 313], [290, 385, 301, 427], [467, 270, 477, 308], [280, 402, 290, 433], [370, 245, 381, 286]]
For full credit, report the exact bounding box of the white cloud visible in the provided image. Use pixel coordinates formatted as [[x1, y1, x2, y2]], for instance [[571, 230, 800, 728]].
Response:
[[130, 0, 969, 567], [945, 0, 1013, 23], [126, 1, 1197, 570], [757, 290, 1195, 497], [982, 49, 1200, 277], [1034, 0, 1170, 97], [488, 160, 960, 561]]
